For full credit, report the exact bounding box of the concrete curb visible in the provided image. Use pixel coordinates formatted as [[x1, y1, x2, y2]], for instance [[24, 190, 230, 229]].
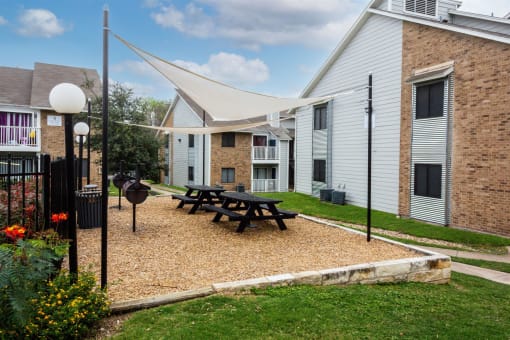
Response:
[[110, 214, 451, 314]]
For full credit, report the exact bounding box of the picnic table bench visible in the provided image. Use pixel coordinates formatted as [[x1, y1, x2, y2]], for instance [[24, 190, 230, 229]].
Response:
[[204, 191, 297, 233], [172, 184, 225, 214]]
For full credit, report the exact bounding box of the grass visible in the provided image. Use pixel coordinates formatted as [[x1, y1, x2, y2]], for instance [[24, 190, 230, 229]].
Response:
[[258, 192, 510, 249], [452, 257, 510, 273], [112, 272, 510, 339]]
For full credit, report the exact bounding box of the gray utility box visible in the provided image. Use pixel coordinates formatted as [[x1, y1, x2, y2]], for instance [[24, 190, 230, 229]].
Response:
[[320, 189, 334, 201], [76, 185, 102, 229], [332, 191, 345, 205]]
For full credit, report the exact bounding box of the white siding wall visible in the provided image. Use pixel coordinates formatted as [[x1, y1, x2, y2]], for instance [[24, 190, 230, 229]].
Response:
[[451, 16, 510, 35], [297, 14, 403, 214], [279, 140, 289, 192], [171, 98, 205, 187], [295, 106, 313, 194]]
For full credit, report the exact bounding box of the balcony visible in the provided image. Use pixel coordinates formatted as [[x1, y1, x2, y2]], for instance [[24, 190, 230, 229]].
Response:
[[252, 146, 279, 161], [251, 179, 279, 192], [0, 126, 41, 152]]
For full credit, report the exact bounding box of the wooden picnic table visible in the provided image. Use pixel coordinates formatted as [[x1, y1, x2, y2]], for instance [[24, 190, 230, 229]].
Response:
[[203, 191, 297, 233], [172, 184, 225, 214]]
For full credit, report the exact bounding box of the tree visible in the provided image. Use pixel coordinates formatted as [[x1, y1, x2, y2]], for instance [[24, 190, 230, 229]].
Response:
[[84, 83, 167, 181]]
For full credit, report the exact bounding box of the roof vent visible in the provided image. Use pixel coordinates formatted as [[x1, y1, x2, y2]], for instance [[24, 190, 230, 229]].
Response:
[[405, 0, 437, 17]]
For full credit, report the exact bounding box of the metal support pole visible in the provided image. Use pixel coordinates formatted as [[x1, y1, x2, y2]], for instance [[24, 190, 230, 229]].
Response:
[[101, 7, 109, 290], [78, 136, 84, 190], [65, 114, 78, 277], [87, 98, 91, 185], [367, 73, 373, 242], [118, 161, 123, 210], [132, 204, 136, 232], [202, 110, 205, 185]]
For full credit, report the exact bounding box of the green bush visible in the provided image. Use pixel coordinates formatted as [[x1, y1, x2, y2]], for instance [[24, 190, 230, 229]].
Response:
[[23, 271, 110, 339]]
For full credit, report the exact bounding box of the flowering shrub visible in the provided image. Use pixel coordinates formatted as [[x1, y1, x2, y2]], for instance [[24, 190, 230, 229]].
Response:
[[23, 272, 110, 339], [2, 224, 26, 241]]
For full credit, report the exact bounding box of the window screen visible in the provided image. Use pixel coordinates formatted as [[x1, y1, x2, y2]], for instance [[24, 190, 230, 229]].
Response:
[[221, 168, 235, 183], [416, 81, 444, 119], [188, 166, 194, 181], [188, 134, 195, 147], [313, 105, 327, 130], [222, 132, 235, 147], [414, 164, 441, 198], [313, 159, 326, 182]]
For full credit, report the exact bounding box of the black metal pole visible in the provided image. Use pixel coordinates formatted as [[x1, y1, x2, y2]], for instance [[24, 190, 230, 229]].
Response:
[[132, 204, 136, 232], [367, 73, 373, 242], [100, 7, 109, 290], [87, 98, 91, 185], [202, 110, 205, 185], [78, 136, 83, 190], [118, 161, 123, 210], [43, 154, 51, 230], [65, 114, 78, 277]]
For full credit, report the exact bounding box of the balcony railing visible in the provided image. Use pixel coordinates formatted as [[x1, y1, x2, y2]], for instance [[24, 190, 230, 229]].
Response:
[[252, 146, 279, 160], [0, 126, 40, 149], [251, 179, 279, 192]]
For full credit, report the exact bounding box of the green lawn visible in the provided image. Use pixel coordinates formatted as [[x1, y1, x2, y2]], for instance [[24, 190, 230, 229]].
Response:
[[452, 257, 510, 274], [259, 192, 510, 249], [112, 273, 510, 339]]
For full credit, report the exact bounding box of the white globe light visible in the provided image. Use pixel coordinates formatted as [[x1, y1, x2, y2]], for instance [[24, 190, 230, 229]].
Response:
[[49, 83, 86, 114], [74, 122, 90, 136]]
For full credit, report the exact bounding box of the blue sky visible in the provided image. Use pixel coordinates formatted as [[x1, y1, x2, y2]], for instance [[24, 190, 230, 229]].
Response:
[[0, 0, 508, 101]]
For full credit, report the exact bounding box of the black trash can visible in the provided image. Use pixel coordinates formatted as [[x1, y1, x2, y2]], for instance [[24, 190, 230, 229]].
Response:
[[236, 184, 245, 192], [76, 187, 102, 229], [332, 191, 346, 205], [320, 189, 334, 201]]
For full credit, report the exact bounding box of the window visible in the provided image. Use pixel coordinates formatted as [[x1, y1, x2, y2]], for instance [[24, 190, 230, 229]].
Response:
[[414, 164, 441, 198], [416, 81, 444, 119], [188, 134, 195, 147], [253, 135, 267, 146], [188, 166, 194, 181], [313, 159, 326, 182], [222, 132, 235, 147], [313, 105, 327, 130], [405, 0, 437, 17], [221, 168, 235, 183]]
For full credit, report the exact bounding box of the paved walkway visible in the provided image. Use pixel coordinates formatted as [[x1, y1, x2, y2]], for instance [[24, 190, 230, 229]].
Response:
[[144, 183, 510, 285], [418, 246, 510, 285]]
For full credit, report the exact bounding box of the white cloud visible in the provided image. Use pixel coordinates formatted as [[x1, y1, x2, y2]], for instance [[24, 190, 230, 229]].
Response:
[[142, 0, 161, 8], [17, 9, 65, 38], [0, 16, 7, 25], [459, 0, 509, 17], [150, 0, 363, 49], [111, 52, 269, 92], [173, 52, 269, 86]]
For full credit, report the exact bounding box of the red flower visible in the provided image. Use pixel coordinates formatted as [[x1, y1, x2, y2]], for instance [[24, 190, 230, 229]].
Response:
[[3, 224, 27, 241], [51, 212, 68, 223]]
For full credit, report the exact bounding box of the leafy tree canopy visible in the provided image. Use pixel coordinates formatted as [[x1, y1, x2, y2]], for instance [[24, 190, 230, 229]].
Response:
[[78, 83, 170, 181]]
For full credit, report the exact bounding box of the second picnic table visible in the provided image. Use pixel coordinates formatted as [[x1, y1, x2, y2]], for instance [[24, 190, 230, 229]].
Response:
[[172, 184, 225, 214], [203, 191, 297, 233]]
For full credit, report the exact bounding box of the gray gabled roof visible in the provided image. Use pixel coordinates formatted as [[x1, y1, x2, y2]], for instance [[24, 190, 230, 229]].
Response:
[[31, 62, 101, 109], [0, 67, 33, 106], [0, 62, 101, 110]]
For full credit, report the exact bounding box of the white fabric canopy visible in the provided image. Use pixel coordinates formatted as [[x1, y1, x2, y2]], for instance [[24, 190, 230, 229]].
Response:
[[121, 118, 290, 135], [114, 34, 331, 121]]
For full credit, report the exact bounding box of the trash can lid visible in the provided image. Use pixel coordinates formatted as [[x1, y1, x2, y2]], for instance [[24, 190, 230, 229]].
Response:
[[84, 184, 98, 190]]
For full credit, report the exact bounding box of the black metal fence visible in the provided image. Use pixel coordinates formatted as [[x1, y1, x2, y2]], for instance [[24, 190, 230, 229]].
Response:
[[0, 154, 73, 237]]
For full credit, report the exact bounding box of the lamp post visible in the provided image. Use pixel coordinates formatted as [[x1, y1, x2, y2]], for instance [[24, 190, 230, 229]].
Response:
[[74, 122, 89, 191], [87, 98, 91, 185], [49, 83, 86, 278]]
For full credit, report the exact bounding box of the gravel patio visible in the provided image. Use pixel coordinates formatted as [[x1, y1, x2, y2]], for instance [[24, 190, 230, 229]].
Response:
[[77, 195, 420, 302]]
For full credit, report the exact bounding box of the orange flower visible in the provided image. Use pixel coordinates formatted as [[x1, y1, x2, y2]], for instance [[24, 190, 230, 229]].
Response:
[[51, 212, 68, 223], [3, 224, 26, 241]]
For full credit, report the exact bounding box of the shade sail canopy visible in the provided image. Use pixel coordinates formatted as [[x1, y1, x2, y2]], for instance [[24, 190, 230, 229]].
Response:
[[114, 34, 331, 121]]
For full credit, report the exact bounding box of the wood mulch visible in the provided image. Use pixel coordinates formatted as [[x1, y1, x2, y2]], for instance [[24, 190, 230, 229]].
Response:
[[76, 196, 419, 302]]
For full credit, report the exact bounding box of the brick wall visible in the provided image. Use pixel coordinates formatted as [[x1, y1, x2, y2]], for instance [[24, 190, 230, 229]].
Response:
[[40, 110, 102, 186], [400, 22, 510, 236], [210, 132, 252, 191]]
